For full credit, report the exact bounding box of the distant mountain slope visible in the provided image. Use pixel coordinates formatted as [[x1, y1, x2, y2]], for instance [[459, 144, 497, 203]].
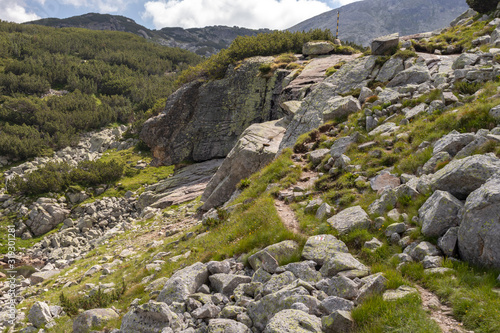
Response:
[[26, 13, 271, 56], [289, 0, 469, 46]]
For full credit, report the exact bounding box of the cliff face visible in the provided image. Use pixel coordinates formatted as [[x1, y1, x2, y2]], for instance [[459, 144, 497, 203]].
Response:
[[289, 0, 469, 46], [140, 57, 289, 166]]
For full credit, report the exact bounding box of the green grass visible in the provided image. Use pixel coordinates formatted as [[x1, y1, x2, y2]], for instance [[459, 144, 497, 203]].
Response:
[[401, 260, 500, 333], [352, 294, 441, 333]]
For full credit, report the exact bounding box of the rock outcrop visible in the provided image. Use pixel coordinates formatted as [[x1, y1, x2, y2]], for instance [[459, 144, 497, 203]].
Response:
[[141, 57, 289, 166], [201, 119, 286, 210]]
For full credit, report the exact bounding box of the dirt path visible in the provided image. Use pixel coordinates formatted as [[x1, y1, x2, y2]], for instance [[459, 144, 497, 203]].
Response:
[[274, 199, 302, 234], [416, 285, 474, 333]]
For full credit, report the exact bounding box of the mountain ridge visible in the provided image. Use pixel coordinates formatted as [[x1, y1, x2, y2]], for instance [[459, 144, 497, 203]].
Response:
[[25, 13, 272, 56], [289, 0, 470, 46]]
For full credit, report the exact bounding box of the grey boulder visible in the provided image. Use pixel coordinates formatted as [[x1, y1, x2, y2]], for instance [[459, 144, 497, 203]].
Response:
[[73, 308, 118, 333], [264, 309, 322, 333], [371, 33, 399, 55], [157, 262, 208, 304], [302, 234, 348, 265], [459, 176, 500, 269], [327, 206, 371, 235], [120, 301, 182, 333], [418, 190, 463, 237]]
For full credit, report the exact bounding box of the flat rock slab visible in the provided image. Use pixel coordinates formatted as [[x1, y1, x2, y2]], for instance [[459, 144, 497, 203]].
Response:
[[302, 234, 349, 265], [263, 309, 322, 333], [30, 270, 60, 285], [371, 33, 399, 55], [327, 206, 371, 235], [370, 172, 400, 192]]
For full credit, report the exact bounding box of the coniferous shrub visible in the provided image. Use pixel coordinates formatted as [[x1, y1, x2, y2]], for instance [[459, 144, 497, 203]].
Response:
[[466, 0, 499, 13]]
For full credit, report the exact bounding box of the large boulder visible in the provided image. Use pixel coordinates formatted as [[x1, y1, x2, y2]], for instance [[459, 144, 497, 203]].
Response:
[[429, 154, 500, 199], [138, 159, 223, 209], [209, 274, 252, 296], [452, 53, 479, 70], [201, 119, 286, 210], [207, 318, 252, 332], [72, 308, 118, 333], [247, 286, 321, 331], [248, 241, 300, 271], [376, 57, 404, 82], [319, 252, 368, 278], [303, 41, 335, 56], [120, 301, 182, 333], [458, 177, 500, 269], [141, 57, 288, 166], [302, 234, 349, 265], [371, 33, 399, 55], [263, 309, 322, 333], [157, 262, 208, 304], [327, 206, 371, 235], [323, 96, 361, 122], [28, 302, 53, 328], [387, 65, 431, 87], [418, 191, 463, 237], [25, 204, 70, 236], [432, 130, 476, 157]]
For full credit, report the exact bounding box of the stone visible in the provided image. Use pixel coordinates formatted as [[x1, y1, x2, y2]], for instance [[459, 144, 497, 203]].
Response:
[[325, 276, 359, 300], [433, 130, 476, 157], [327, 206, 371, 235], [422, 151, 451, 174], [320, 296, 354, 314], [368, 122, 399, 136], [209, 274, 252, 296], [358, 87, 373, 104], [303, 41, 335, 56], [376, 58, 404, 82], [422, 256, 443, 269], [25, 204, 70, 236], [322, 310, 354, 333], [264, 309, 322, 333], [452, 53, 479, 70], [334, 154, 351, 169], [139, 159, 223, 209], [371, 33, 399, 55], [355, 273, 388, 304], [364, 238, 383, 251], [192, 303, 221, 319], [323, 96, 362, 122], [438, 227, 459, 257], [302, 234, 348, 265], [387, 65, 431, 87], [320, 252, 368, 278], [201, 120, 286, 210], [409, 241, 441, 261], [28, 302, 53, 328], [262, 272, 296, 295], [430, 154, 500, 199], [458, 176, 500, 269], [309, 149, 330, 166], [247, 250, 279, 273], [385, 223, 406, 237], [248, 241, 300, 270], [207, 261, 231, 275], [418, 190, 462, 238], [252, 268, 272, 284], [30, 270, 60, 285], [157, 262, 208, 304], [404, 103, 427, 121], [316, 203, 333, 220], [490, 105, 500, 121], [455, 136, 490, 159], [383, 286, 418, 301], [305, 199, 324, 214], [247, 287, 321, 331], [220, 306, 246, 319], [141, 57, 288, 166], [282, 261, 322, 284], [207, 318, 252, 332], [370, 172, 400, 192], [121, 301, 181, 333], [73, 308, 118, 333]]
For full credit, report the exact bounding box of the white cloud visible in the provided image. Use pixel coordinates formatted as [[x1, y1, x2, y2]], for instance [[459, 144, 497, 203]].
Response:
[[0, 0, 40, 23], [142, 0, 332, 29], [59, 0, 132, 12]]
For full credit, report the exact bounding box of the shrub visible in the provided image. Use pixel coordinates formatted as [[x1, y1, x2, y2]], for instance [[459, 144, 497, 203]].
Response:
[[466, 0, 499, 13], [454, 80, 482, 95]]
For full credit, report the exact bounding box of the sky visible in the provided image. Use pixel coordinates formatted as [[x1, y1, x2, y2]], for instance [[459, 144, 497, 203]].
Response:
[[0, 0, 361, 30]]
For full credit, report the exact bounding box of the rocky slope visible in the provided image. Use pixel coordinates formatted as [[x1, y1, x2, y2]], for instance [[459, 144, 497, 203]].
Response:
[[2, 8, 500, 333], [26, 13, 270, 56], [289, 0, 469, 46]]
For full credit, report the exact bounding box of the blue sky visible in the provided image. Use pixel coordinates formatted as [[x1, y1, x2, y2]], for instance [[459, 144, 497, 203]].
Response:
[[0, 0, 359, 30]]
